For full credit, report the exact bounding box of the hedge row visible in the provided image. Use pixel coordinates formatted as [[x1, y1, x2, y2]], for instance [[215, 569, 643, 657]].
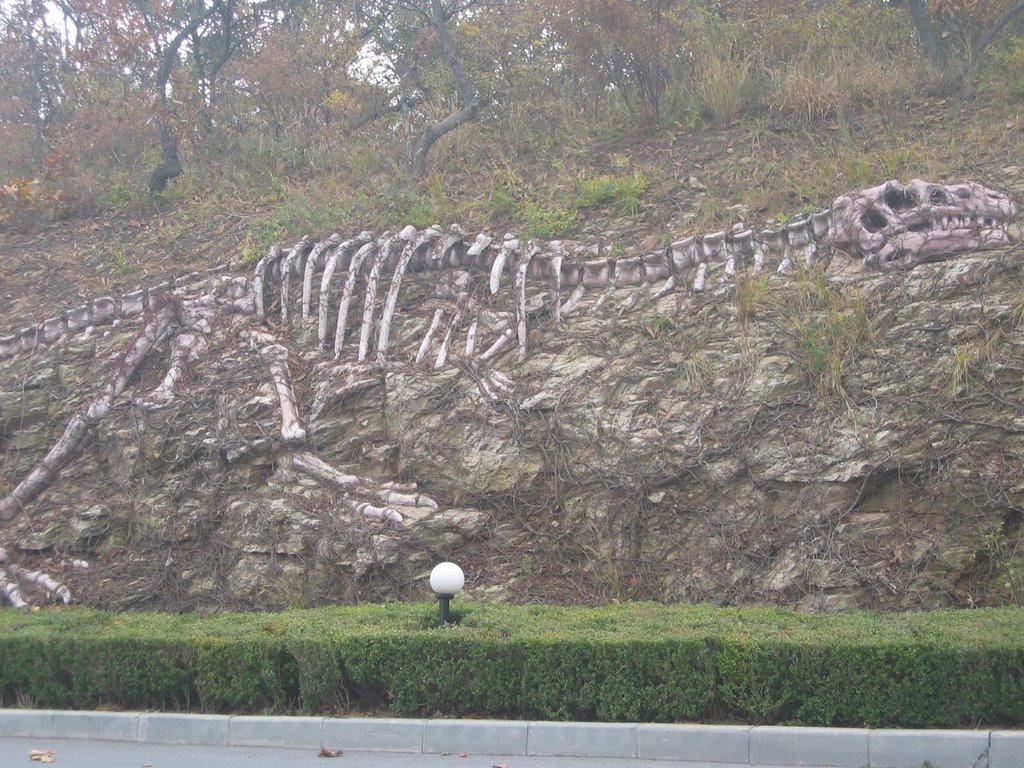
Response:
[[1, 603, 1022, 726]]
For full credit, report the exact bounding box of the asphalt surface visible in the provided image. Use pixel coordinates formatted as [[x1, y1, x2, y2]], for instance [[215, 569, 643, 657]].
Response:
[[0, 736, 746, 768]]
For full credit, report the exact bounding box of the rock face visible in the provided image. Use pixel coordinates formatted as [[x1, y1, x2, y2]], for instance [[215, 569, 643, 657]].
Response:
[[1, 238, 1023, 610]]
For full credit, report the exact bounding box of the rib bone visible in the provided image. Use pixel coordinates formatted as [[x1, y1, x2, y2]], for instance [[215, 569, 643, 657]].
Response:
[[334, 239, 378, 358], [303, 234, 341, 320]]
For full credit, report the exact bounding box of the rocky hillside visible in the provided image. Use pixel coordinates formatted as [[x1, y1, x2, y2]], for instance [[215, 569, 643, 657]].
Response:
[[1, 209, 1023, 611]]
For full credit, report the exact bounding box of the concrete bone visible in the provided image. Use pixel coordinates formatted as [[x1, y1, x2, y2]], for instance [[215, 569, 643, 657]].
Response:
[[291, 452, 437, 524], [515, 242, 539, 362], [333, 239, 378, 358], [642, 252, 672, 282], [302, 233, 342, 320], [489, 234, 518, 294], [17, 326, 39, 354], [254, 337, 307, 443], [433, 225, 467, 269], [280, 236, 312, 325], [547, 245, 567, 327], [318, 232, 372, 349], [11, 564, 71, 604], [415, 308, 445, 364], [615, 256, 643, 286], [828, 179, 1017, 270], [0, 300, 183, 522], [145, 283, 171, 311], [787, 218, 816, 267], [41, 317, 66, 344], [435, 305, 464, 369], [121, 290, 146, 318], [378, 226, 440, 363], [0, 178, 1016, 369], [702, 231, 727, 264], [66, 305, 90, 333], [0, 335, 17, 359], [253, 246, 280, 320], [90, 297, 116, 326], [465, 232, 493, 269], [357, 234, 398, 362]]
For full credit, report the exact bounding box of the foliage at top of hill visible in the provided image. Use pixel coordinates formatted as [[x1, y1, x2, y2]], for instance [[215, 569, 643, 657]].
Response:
[[1, 0, 1022, 244]]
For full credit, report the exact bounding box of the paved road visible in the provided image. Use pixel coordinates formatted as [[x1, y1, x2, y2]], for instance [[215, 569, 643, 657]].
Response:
[[0, 737, 753, 768]]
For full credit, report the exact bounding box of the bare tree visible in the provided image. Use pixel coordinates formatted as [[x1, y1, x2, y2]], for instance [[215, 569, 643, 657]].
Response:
[[144, 0, 227, 193], [408, 0, 481, 177], [356, 0, 485, 179], [907, 0, 948, 69], [899, 0, 1024, 77], [967, 0, 1024, 68]]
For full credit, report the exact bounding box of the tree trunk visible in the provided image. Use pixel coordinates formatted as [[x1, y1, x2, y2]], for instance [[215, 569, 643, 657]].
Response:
[[408, 0, 480, 179], [967, 1, 1024, 73], [149, 118, 183, 194], [147, 1, 222, 194], [908, 0, 949, 70]]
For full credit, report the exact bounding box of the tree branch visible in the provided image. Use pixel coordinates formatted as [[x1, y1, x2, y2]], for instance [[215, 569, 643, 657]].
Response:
[[968, 1, 1024, 72], [148, 0, 225, 193], [408, 0, 480, 178]]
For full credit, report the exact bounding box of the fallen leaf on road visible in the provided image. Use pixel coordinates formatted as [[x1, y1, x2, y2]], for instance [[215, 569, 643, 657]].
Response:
[[29, 749, 56, 763], [458, 753, 469, 758], [492, 763, 509, 768], [318, 747, 344, 757]]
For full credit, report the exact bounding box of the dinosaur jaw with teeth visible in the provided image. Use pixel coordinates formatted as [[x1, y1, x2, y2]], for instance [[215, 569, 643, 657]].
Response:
[[828, 179, 1019, 271]]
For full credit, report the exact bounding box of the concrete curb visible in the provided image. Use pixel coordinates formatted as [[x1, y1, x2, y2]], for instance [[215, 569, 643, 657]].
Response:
[[0, 709, 1017, 766]]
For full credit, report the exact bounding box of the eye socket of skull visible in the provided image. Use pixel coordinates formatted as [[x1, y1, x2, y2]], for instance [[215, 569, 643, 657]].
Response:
[[888, 246, 907, 264], [930, 188, 950, 205], [861, 206, 890, 233], [883, 186, 918, 212]]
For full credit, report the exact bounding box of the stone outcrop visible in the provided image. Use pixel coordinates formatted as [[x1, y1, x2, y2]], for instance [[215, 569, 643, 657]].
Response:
[[0, 180, 1021, 610]]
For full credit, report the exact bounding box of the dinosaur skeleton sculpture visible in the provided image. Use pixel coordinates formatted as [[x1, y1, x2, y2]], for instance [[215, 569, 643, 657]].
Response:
[[0, 179, 1017, 605]]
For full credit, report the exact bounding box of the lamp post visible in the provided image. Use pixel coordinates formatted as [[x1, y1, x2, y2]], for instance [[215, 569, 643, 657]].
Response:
[[429, 561, 464, 625]]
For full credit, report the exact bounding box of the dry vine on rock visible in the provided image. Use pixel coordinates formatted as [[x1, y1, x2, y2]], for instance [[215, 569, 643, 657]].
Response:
[[0, 179, 1019, 607]]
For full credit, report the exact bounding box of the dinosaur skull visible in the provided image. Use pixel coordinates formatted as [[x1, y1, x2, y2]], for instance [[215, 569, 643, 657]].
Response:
[[828, 179, 1018, 271]]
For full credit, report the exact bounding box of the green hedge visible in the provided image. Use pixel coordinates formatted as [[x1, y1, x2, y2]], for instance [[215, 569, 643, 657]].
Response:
[[1, 603, 1022, 726]]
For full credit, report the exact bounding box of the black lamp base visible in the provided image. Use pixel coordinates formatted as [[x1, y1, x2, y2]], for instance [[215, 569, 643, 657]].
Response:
[[437, 594, 454, 625]]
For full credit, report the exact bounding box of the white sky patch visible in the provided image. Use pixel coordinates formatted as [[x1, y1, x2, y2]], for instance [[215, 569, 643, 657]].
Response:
[[348, 37, 398, 89]]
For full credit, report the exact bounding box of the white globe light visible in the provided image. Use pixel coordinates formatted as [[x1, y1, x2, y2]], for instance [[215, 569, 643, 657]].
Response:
[[430, 562, 465, 595]]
